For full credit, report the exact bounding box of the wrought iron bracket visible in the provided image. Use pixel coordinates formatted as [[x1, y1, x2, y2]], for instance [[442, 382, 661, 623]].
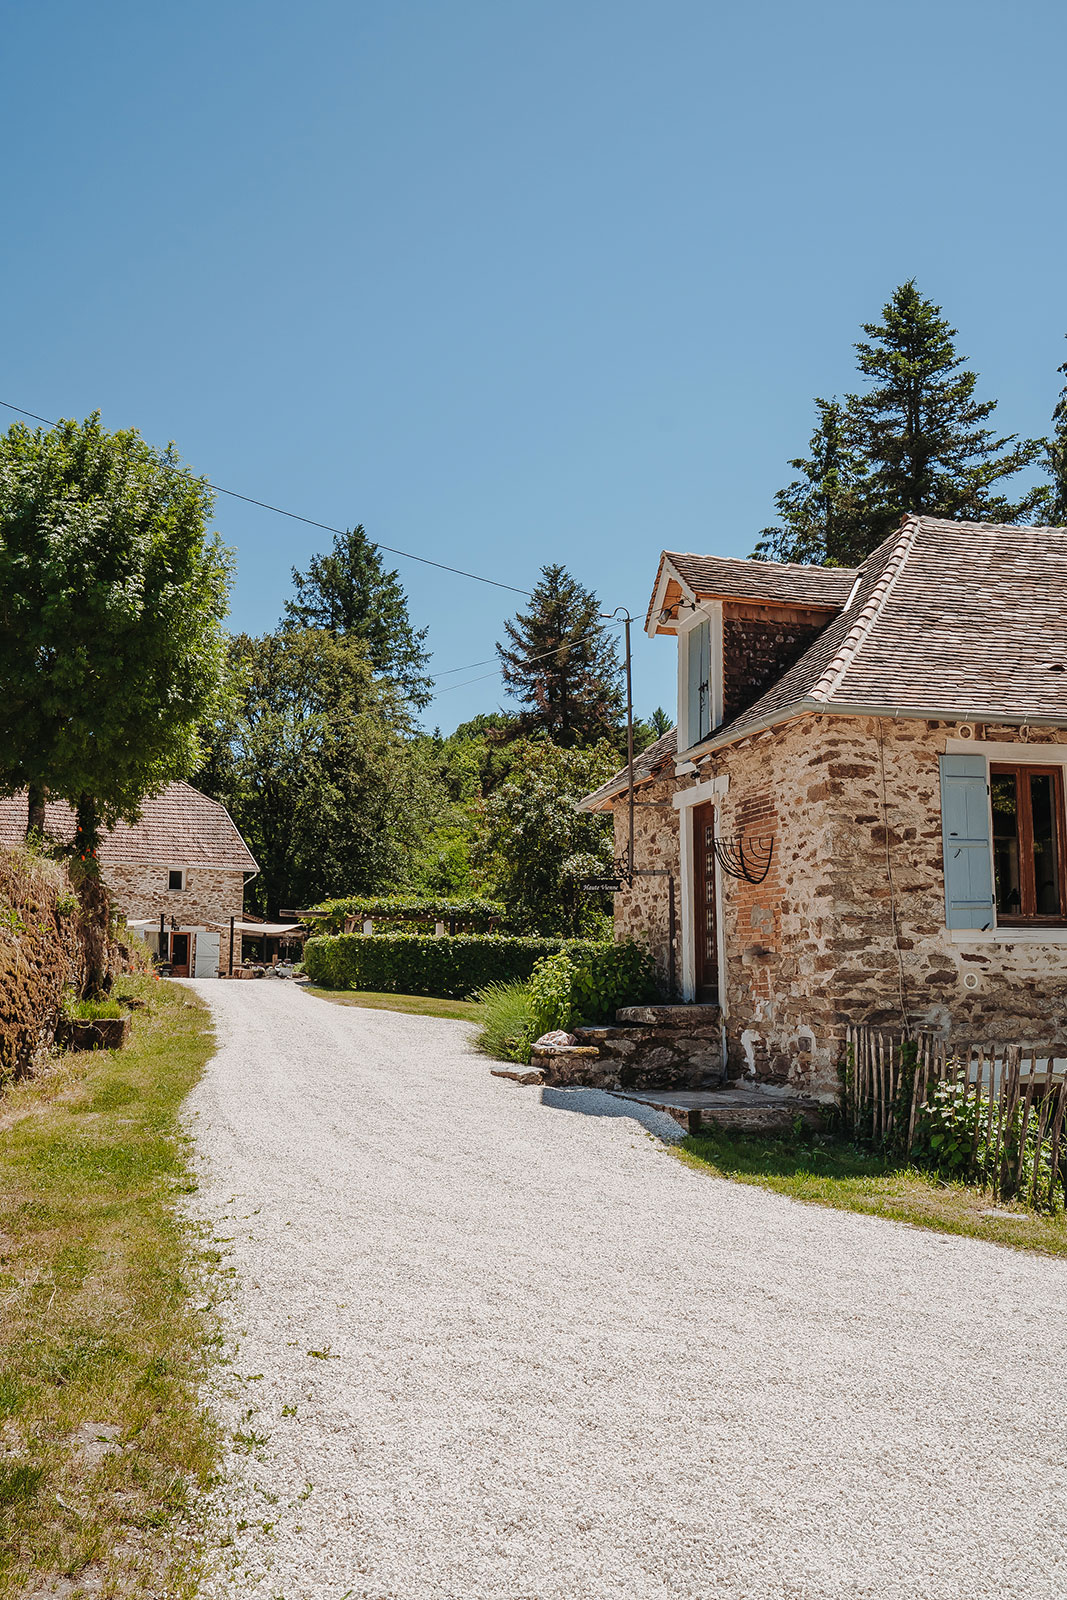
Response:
[[713, 833, 775, 885]]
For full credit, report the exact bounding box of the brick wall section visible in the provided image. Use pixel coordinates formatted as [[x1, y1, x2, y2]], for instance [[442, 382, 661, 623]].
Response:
[[721, 603, 833, 724], [608, 714, 1067, 1100]]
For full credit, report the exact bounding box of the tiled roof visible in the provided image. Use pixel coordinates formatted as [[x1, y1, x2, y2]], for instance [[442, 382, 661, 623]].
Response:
[[662, 552, 858, 608], [704, 514, 1067, 747], [579, 727, 677, 811], [0, 781, 258, 873]]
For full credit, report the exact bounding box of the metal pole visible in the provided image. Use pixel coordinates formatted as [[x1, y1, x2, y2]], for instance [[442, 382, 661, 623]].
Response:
[[624, 613, 634, 881], [229, 915, 235, 977], [159, 911, 165, 963]]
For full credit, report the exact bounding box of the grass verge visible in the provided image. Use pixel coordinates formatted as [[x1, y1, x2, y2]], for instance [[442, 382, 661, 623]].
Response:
[[302, 984, 482, 1022], [0, 974, 219, 1598], [676, 1125, 1067, 1257]]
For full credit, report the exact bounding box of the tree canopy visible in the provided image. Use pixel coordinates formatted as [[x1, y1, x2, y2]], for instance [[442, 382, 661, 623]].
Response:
[[497, 564, 623, 747], [285, 524, 433, 710], [478, 741, 618, 936], [0, 414, 232, 839], [197, 628, 433, 916], [756, 283, 1048, 565]]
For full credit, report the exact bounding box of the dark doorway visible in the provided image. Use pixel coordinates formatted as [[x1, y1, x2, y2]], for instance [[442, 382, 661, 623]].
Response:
[[692, 801, 718, 1002], [169, 932, 190, 977]]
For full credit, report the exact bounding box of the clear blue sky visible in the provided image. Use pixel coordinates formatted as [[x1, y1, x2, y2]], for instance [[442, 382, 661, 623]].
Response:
[[4, 0, 1064, 730]]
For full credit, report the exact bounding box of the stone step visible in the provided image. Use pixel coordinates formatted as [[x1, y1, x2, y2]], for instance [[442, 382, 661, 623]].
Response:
[[615, 1004, 721, 1025], [609, 1087, 824, 1136]]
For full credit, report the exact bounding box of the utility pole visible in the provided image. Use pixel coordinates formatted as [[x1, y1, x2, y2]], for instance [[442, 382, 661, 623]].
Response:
[[602, 608, 635, 879]]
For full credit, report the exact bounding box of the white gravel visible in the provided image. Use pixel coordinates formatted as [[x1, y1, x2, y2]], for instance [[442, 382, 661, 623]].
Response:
[[186, 979, 1067, 1600]]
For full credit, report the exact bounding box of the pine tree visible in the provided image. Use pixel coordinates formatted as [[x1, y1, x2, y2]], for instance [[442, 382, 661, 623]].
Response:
[[753, 398, 870, 566], [1049, 340, 1067, 525], [753, 283, 1048, 566], [852, 282, 1046, 548], [284, 525, 432, 710], [497, 564, 623, 748]]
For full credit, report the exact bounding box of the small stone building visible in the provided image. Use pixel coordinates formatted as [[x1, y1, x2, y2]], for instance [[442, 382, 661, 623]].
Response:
[[581, 514, 1067, 1099], [0, 781, 258, 977]]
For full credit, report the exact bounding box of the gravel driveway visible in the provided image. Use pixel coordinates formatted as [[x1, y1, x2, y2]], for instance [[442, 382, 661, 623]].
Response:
[[187, 979, 1067, 1600]]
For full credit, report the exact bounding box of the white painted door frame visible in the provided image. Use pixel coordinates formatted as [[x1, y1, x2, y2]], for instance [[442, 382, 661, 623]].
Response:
[[673, 775, 729, 1005]]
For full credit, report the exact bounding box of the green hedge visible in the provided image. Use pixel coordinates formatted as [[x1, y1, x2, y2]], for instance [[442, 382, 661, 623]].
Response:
[[304, 933, 606, 999], [309, 895, 505, 934]]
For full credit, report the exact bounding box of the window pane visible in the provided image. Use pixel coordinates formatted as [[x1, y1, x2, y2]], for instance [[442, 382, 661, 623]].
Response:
[[1030, 774, 1061, 915], [991, 773, 1021, 914]]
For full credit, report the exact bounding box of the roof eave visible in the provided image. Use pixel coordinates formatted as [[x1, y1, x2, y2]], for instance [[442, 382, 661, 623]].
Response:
[[681, 699, 1067, 762]]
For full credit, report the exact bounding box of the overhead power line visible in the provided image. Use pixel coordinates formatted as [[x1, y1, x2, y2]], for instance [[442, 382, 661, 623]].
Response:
[[428, 620, 627, 688], [0, 399, 531, 597]]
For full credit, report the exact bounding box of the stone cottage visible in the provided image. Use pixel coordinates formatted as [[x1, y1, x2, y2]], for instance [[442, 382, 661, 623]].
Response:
[[0, 781, 258, 976], [581, 514, 1067, 1099]]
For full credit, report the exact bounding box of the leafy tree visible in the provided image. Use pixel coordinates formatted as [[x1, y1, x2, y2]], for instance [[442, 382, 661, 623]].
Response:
[[754, 398, 870, 565], [285, 524, 433, 710], [1049, 340, 1067, 526], [196, 629, 432, 915], [756, 283, 1048, 565], [851, 282, 1047, 548], [0, 414, 232, 844], [497, 564, 623, 747], [478, 741, 619, 935]]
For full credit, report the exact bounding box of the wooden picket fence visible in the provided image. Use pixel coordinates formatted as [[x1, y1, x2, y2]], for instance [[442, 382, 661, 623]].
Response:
[[844, 1026, 1067, 1210]]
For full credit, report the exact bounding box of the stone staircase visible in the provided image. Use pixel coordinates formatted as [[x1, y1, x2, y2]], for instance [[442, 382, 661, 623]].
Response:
[[528, 1004, 724, 1091], [489, 1003, 824, 1134]]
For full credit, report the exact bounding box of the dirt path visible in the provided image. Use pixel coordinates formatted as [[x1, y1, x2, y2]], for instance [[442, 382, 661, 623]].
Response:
[[187, 978, 1067, 1600]]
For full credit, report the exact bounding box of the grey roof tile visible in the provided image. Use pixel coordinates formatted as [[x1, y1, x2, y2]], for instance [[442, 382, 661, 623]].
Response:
[[662, 551, 858, 608]]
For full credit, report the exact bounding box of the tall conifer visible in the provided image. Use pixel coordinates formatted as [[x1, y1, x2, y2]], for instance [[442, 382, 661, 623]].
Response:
[[754, 398, 869, 566], [496, 564, 623, 747], [756, 283, 1047, 565], [285, 525, 432, 710], [852, 282, 1046, 546]]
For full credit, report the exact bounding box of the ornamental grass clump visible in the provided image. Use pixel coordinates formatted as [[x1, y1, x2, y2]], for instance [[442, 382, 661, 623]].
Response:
[[474, 981, 541, 1064]]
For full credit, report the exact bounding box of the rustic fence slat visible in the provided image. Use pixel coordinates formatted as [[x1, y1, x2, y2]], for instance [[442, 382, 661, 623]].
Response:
[[982, 1048, 998, 1189], [905, 1036, 923, 1158], [1049, 1074, 1067, 1211], [1013, 1053, 1037, 1199], [1030, 1085, 1052, 1210]]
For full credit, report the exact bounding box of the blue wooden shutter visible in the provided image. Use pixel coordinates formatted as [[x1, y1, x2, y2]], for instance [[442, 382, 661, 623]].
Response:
[[686, 619, 711, 744], [939, 754, 995, 929]]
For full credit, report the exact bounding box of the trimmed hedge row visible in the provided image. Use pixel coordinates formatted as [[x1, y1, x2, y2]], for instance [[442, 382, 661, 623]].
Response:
[[303, 933, 606, 1000], [310, 895, 505, 934]]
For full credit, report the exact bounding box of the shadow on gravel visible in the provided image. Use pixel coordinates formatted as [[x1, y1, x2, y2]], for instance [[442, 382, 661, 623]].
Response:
[[540, 1086, 683, 1142]]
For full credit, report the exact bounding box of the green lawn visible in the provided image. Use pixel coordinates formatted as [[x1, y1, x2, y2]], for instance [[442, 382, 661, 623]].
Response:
[[676, 1126, 1067, 1257], [302, 984, 482, 1022], [0, 974, 220, 1599]]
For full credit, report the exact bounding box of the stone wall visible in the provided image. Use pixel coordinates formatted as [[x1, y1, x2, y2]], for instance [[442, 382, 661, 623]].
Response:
[[721, 603, 833, 724], [104, 862, 247, 940], [712, 716, 1067, 1097], [612, 773, 679, 992], [608, 714, 1067, 1101]]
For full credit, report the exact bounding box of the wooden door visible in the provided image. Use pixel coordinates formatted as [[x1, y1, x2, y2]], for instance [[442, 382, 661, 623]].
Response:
[[169, 932, 190, 977], [693, 802, 718, 1002]]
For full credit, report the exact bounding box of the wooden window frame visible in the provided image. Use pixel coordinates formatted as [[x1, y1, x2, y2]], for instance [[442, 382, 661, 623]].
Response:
[[168, 867, 186, 892], [990, 763, 1067, 925]]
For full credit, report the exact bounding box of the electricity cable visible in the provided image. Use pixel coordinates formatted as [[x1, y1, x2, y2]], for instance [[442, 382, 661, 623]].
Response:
[[0, 399, 531, 597], [0, 398, 633, 703]]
